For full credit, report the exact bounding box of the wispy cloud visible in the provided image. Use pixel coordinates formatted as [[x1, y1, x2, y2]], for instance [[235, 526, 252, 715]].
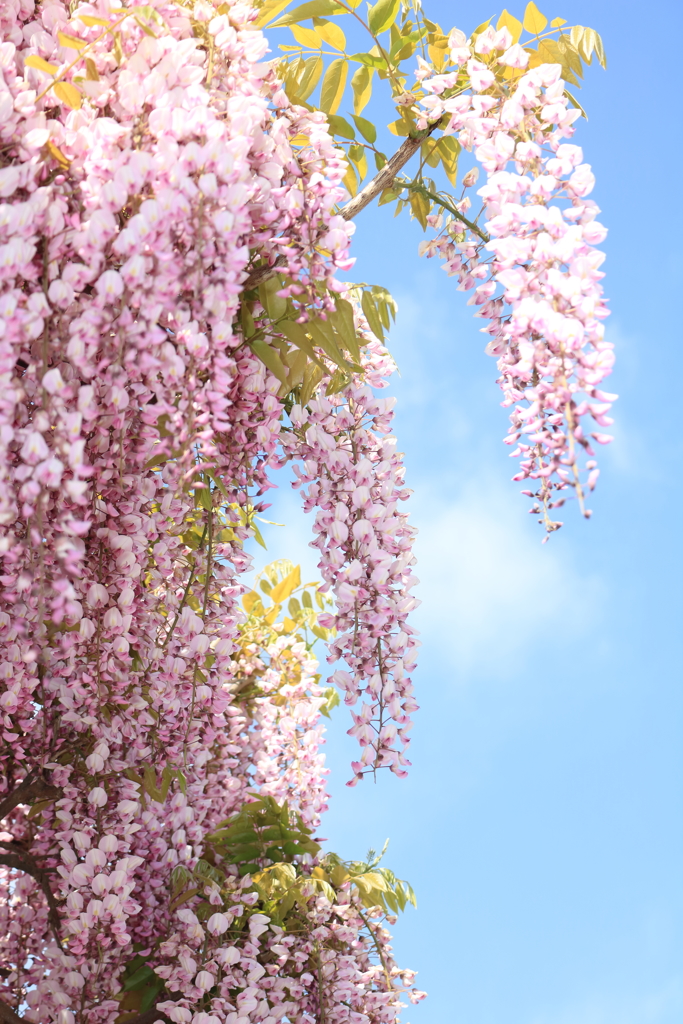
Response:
[[411, 474, 605, 679], [528, 976, 683, 1024]]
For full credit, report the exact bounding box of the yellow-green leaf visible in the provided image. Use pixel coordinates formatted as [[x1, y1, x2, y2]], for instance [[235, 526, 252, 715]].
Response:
[[85, 57, 99, 80], [523, 2, 547, 35], [58, 30, 86, 49], [279, 321, 326, 368], [290, 23, 322, 47], [313, 17, 346, 50], [409, 189, 430, 230], [327, 113, 355, 139], [352, 112, 376, 142], [496, 9, 523, 42], [348, 142, 367, 181], [270, 565, 301, 603], [45, 140, 70, 169], [297, 55, 324, 99], [367, 0, 401, 37], [24, 55, 59, 74], [272, 0, 344, 28], [319, 57, 347, 114], [438, 136, 460, 185], [351, 64, 373, 114], [329, 297, 361, 361], [550, 17, 567, 27], [249, 338, 288, 384], [76, 14, 111, 26], [53, 81, 82, 109], [255, 0, 293, 27]]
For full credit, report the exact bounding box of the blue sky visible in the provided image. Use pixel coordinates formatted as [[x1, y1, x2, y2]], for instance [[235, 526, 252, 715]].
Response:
[[256, 2, 683, 1022]]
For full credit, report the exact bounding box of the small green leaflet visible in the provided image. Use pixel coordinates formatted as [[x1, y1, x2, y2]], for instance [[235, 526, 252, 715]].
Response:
[[366, 0, 401, 36], [271, 0, 344, 27]]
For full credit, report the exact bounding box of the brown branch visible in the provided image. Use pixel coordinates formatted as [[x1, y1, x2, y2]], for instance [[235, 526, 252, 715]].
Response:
[[0, 842, 62, 940], [339, 126, 437, 222], [0, 773, 60, 821], [0, 999, 24, 1024], [242, 124, 439, 292]]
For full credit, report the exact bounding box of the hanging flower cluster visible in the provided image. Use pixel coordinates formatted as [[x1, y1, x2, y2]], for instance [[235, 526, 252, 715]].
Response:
[[281, 331, 419, 785], [415, 27, 614, 531]]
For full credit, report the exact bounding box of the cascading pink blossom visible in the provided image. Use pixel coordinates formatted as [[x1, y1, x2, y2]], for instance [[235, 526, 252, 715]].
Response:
[[281, 330, 419, 785], [415, 33, 614, 531]]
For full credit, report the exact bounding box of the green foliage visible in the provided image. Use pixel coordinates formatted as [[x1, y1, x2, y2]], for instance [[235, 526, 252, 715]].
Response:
[[206, 796, 322, 876]]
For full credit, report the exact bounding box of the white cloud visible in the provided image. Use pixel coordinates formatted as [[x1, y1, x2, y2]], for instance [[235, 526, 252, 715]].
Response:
[[411, 475, 605, 678]]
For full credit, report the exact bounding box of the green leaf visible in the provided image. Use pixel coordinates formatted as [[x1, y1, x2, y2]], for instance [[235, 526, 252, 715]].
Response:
[[348, 143, 368, 182], [270, 565, 301, 603], [351, 64, 373, 114], [312, 16, 346, 50], [367, 0, 401, 36], [249, 338, 288, 384], [319, 57, 347, 113], [352, 112, 376, 142], [361, 290, 384, 340], [327, 113, 356, 139], [409, 189, 430, 230], [307, 316, 352, 368], [349, 51, 385, 70], [438, 135, 460, 185], [272, 0, 343, 27], [296, 55, 324, 99], [329, 298, 361, 361], [259, 274, 288, 319], [523, 1, 547, 34], [279, 320, 326, 369], [255, 0, 293, 26], [497, 9, 523, 42]]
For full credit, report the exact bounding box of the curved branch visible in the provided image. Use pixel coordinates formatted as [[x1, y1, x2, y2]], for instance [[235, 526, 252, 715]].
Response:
[[0, 843, 62, 940], [0, 773, 60, 821], [0, 1000, 23, 1024]]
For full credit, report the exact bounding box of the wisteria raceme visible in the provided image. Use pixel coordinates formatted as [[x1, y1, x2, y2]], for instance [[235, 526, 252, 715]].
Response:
[[281, 331, 419, 785], [415, 27, 614, 531]]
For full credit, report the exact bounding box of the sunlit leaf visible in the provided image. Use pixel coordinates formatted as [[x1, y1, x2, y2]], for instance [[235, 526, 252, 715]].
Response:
[[351, 64, 373, 114], [77, 13, 112, 25], [312, 16, 346, 50], [255, 0, 293, 27], [352, 113, 376, 143], [271, 0, 344, 27], [249, 338, 288, 384], [290, 23, 322, 46], [367, 0, 401, 36], [523, 1, 548, 35], [24, 55, 59, 74], [270, 565, 301, 603], [319, 57, 347, 114], [550, 17, 567, 27], [496, 9, 523, 42], [327, 113, 356, 139], [58, 30, 86, 48], [297, 55, 324, 99], [438, 136, 460, 185], [53, 82, 82, 109]]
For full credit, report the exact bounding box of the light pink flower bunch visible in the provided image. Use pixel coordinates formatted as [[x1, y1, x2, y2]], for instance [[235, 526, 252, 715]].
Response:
[[281, 330, 419, 784], [416, 44, 614, 531]]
